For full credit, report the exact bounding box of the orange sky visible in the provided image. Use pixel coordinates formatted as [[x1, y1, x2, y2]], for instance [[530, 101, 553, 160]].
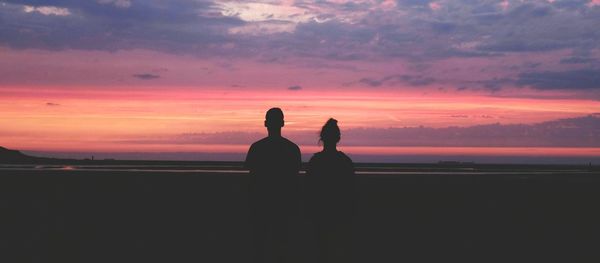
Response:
[[2, 86, 599, 156], [3, 1, 600, 162]]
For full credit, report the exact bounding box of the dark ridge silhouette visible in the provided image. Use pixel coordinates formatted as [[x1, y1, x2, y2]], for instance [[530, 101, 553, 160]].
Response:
[[0, 146, 38, 163], [0, 146, 250, 166], [0, 146, 94, 164], [306, 118, 356, 263], [245, 108, 302, 263]]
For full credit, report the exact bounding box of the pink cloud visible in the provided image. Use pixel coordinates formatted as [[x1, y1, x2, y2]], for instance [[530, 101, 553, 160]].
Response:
[[429, 2, 442, 11]]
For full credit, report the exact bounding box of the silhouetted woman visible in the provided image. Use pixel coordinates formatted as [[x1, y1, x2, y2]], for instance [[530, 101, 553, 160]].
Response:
[[306, 118, 356, 263]]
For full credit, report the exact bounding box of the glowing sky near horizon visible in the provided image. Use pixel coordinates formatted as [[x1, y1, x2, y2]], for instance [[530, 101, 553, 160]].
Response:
[[1, 0, 600, 160]]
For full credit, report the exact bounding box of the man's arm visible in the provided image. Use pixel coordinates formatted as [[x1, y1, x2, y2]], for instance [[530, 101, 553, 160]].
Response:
[[294, 145, 302, 173], [244, 144, 255, 171]]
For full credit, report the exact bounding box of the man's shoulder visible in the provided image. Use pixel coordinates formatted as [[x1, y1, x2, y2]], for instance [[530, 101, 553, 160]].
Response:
[[251, 136, 281, 151], [249, 136, 299, 152], [250, 137, 270, 147], [280, 137, 300, 150]]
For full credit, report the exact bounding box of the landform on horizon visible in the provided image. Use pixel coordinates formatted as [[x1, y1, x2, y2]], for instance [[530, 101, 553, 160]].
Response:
[[0, 146, 38, 163]]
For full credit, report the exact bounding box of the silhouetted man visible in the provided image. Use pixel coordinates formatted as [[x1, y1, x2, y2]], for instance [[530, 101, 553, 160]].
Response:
[[245, 108, 301, 263]]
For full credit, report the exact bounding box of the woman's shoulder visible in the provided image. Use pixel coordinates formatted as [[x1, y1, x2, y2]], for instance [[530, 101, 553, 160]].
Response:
[[336, 151, 354, 163], [309, 151, 353, 166]]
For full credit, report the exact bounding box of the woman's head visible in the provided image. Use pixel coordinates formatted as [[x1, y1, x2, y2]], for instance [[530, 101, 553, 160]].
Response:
[[319, 118, 340, 145]]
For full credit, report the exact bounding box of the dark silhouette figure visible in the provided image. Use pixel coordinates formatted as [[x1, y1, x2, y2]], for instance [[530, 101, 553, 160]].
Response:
[[306, 118, 356, 263], [245, 108, 301, 263]]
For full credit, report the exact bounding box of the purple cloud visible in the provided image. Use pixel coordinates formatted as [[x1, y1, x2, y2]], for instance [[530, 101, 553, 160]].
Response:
[[1, 0, 599, 92], [132, 73, 160, 80]]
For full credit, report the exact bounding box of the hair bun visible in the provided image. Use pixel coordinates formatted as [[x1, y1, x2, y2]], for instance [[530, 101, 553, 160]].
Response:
[[320, 118, 340, 144], [324, 118, 338, 127]]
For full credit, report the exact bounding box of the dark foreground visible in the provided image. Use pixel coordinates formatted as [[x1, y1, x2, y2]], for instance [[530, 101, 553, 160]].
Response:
[[2, 165, 600, 263]]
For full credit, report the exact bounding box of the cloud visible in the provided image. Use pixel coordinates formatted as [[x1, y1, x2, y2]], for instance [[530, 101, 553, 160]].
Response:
[[23, 5, 70, 16], [517, 70, 600, 90], [288, 85, 302, 91], [219, 1, 315, 34], [473, 3, 600, 53], [46, 102, 60, 106], [341, 114, 600, 147], [358, 78, 382, 87], [0, 1, 244, 53], [3, 0, 600, 62], [1, 0, 600, 94], [97, 0, 131, 9], [122, 114, 600, 147], [560, 56, 597, 64], [356, 74, 436, 87], [398, 74, 436, 86], [478, 77, 514, 91], [475, 69, 600, 92], [132, 73, 160, 80]]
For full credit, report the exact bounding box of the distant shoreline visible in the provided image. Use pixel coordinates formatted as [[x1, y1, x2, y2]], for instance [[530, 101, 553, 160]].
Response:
[[2, 146, 599, 166]]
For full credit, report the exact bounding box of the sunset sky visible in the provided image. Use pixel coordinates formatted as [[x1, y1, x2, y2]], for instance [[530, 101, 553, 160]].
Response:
[[1, 0, 600, 162]]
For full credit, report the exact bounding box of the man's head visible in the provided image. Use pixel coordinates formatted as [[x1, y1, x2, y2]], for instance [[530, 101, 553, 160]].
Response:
[[265, 108, 284, 131]]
